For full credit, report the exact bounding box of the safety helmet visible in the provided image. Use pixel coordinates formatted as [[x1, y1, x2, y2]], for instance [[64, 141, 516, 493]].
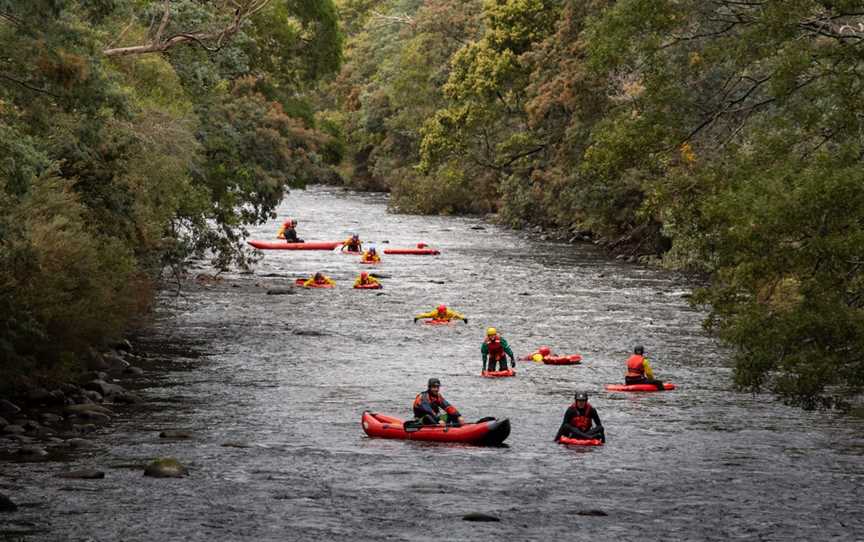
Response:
[[486, 327, 497, 336], [539, 346, 551, 356], [437, 304, 447, 314], [575, 391, 588, 402], [352, 233, 359, 240], [634, 345, 644, 355], [360, 272, 368, 279], [314, 272, 323, 280], [427, 378, 441, 389]]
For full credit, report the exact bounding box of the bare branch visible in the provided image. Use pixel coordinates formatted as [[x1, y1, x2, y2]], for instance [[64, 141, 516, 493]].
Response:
[[154, 0, 171, 44]]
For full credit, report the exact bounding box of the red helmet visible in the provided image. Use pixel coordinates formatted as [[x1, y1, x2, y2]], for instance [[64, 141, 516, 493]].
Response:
[[360, 272, 368, 279], [437, 304, 447, 314], [539, 346, 551, 356]]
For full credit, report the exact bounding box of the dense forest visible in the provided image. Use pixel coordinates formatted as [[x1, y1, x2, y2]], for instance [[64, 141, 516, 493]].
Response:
[[325, 0, 864, 409], [2, 0, 863, 410]]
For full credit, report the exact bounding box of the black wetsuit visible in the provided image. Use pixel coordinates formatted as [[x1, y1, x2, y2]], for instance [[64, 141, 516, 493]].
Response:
[[283, 228, 303, 243], [555, 403, 605, 442]]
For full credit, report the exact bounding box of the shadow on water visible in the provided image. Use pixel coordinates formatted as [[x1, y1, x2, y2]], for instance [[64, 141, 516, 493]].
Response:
[[2, 186, 863, 541]]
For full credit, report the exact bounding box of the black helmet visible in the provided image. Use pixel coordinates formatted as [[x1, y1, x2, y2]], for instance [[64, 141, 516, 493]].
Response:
[[427, 378, 441, 389], [575, 391, 588, 401], [634, 345, 644, 355]]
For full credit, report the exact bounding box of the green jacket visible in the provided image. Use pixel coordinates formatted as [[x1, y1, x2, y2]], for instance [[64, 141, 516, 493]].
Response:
[[481, 336, 515, 363]]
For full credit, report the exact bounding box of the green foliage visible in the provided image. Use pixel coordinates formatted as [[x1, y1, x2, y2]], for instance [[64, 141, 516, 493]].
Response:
[[0, 0, 344, 385]]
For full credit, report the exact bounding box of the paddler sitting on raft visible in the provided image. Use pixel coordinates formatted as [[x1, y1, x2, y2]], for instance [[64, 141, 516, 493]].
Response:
[[413, 304, 468, 324], [277, 217, 303, 242], [353, 271, 380, 288], [481, 327, 516, 372], [303, 271, 336, 288], [360, 246, 380, 263], [413, 378, 465, 426], [341, 233, 362, 253], [625, 345, 665, 390], [554, 391, 605, 443]]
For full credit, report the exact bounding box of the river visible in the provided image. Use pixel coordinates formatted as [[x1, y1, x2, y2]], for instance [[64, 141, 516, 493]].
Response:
[[2, 186, 863, 541]]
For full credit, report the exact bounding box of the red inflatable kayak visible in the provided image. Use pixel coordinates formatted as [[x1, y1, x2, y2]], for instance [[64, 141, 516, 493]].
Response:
[[361, 412, 510, 445], [383, 248, 440, 255], [558, 436, 603, 446], [481, 369, 516, 378], [248, 240, 340, 250], [353, 283, 382, 290], [294, 278, 335, 289], [422, 319, 454, 326], [605, 383, 676, 392], [542, 355, 583, 365], [359, 260, 380, 265]]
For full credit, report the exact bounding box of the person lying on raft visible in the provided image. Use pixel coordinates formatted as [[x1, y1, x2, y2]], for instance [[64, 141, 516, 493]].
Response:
[[625, 345, 665, 390], [554, 391, 605, 443], [360, 246, 380, 263], [303, 272, 336, 287], [277, 218, 303, 242], [521, 345, 554, 361], [413, 378, 465, 426], [353, 271, 380, 288], [413, 304, 468, 323], [482, 327, 516, 372], [342, 233, 362, 253]]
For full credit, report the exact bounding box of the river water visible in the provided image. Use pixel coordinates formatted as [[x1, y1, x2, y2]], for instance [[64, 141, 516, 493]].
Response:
[[2, 186, 863, 541]]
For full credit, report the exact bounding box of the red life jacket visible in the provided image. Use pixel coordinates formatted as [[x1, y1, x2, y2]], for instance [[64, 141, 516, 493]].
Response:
[[485, 335, 504, 360], [568, 403, 594, 431], [626, 354, 645, 378]]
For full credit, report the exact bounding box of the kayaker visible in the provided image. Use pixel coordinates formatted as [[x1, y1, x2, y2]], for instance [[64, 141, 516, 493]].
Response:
[[413, 304, 468, 323], [554, 391, 605, 443], [353, 271, 380, 288], [625, 345, 665, 390], [360, 246, 380, 263], [303, 272, 336, 287], [481, 327, 515, 372], [342, 233, 362, 253], [413, 378, 465, 426], [278, 218, 303, 242]]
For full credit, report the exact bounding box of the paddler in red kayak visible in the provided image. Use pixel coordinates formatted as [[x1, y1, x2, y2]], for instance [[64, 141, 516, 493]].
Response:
[[353, 271, 380, 288], [277, 218, 303, 242], [413, 304, 468, 324], [341, 233, 362, 253], [481, 327, 515, 372], [413, 378, 465, 426], [303, 272, 336, 287], [625, 345, 665, 390], [554, 391, 605, 442], [521, 345, 553, 361], [360, 246, 380, 263]]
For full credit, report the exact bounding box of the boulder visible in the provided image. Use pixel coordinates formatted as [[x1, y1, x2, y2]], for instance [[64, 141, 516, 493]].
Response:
[[76, 411, 111, 423], [0, 416, 7, 428], [83, 391, 103, 403], [103, 351, 130, 370], [115, 339, 134, 353], [17, 445, 48, 457], [58, 470, 105, 479], [83, 380, 127, 398], [65, 404, 115, 417], [85, 349, 109, 371], [113, 392, 144, 404], [26, 387, 53, 405], [144, 458, 188, 478], [123, 366, 145, 376]]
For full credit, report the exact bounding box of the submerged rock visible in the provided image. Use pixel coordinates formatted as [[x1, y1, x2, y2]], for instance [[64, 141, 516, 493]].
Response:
[[58, 470, 105, 479], [0, 399, 21, 416], [575, 509, 608, 517], [17, 445, 48, 457], [266, 288, 296, 295], [0, 493, 16, 512], [66, 438, 99, 450], [462, 512, 500, 522], [159, 430, 193, 439], [144, 458, 188, 478], [65, 404, 115, 417]]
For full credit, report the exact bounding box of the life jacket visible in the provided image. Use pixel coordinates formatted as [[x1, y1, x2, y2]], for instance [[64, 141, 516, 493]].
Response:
[[626, 354, 646, 378], [413, 391, 452, 414], [362, 251, 379, 262], [568, 403, 594, 431], [485, 335, 504, 360]]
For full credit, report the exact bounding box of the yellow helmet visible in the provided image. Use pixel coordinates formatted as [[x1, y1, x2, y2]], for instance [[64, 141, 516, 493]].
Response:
[[486, 327, 497, 336]]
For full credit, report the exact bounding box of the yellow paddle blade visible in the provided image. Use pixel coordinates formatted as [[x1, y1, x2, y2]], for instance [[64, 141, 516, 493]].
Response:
[[532, 353, 543, 362]]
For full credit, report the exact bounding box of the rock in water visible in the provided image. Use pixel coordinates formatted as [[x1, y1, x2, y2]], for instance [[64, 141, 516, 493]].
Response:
[[575, 509, 608, 517], [159, 430, 193, 439], [462, 512, 500, 522], [58, 470, 105, 479], [144, 458, 188, 478], [0, 494, 16, 512]]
